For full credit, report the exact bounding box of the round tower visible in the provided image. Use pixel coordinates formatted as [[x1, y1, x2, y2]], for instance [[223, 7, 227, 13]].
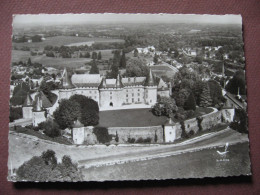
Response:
[[32, 95, 46, 127], [59, 68, 75, 100], [22, 92, 33, 119], [144, 69, 157, 105]]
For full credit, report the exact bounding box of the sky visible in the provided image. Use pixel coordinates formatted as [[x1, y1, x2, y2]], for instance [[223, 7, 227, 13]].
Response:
[[13, 13, 242, 26]]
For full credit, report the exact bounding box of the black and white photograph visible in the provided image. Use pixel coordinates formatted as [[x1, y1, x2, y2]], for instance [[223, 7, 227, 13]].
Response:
[[8, 13, 250, 182]]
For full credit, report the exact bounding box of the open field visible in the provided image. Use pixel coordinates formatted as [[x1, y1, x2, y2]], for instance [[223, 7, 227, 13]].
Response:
[[151, 64, 178, 78], [13, 36, 124, 50], [98, 107, 213, 127], [82, 142, 250, 180], [98, 108, 168, 127]]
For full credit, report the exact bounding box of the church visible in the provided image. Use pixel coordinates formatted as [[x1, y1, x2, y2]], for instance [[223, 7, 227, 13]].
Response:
[[59, 68, 172, 109]]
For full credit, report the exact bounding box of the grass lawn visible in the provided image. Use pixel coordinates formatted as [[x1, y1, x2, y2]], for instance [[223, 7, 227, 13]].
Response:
[[98, 108, 168, 127], [98, 107, 214, 127], [10, 126, 72, 145]]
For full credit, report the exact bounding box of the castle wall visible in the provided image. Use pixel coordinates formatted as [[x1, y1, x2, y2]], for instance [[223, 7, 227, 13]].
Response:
[[124, 86, 145, 104], [107, 126, 164, 143], [74, 87, 99, 104], [22, 106, 33, 119]]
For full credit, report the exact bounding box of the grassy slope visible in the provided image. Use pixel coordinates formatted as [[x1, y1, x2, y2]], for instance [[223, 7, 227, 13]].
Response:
[[82, 142, 251, 181]]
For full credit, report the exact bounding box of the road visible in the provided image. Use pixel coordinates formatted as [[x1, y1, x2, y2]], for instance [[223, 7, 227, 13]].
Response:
[[8, 128, 248, 171]]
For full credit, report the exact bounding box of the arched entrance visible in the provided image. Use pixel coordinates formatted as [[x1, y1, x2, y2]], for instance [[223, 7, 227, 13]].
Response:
[[109, 102, 113, 107]]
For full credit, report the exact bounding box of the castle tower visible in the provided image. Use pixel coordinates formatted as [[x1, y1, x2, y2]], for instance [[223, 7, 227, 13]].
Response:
[[22, 92, 33, 119], [72, 119, 85, 145], [32, 95, 46, 126], [144, 69, 157, 105], [59, 68, 75, 100], [164, 118, 177, 142]]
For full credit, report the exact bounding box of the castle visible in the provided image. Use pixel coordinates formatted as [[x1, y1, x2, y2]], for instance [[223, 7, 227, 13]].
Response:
[[59, 68, 171, 109], [22, 68, 171, 126]]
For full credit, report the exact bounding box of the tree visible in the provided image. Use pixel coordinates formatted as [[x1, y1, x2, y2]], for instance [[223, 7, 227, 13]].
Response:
[[153, 54, 159, 64], [226, 70, 246, 95], [112, 50, 121, 67], [199, 82, 213, 107], [31, 35, 42, 42], [38, 120, 61, 138], [98, 51, 102, 60], [41, 150, 57, 166], [152, 97, 178, 117], [173, 88, 190, 108], [124, 58, 149, 77], [69, 94, 99, 126], [27, 58, 32, 66], [93, 127, 111, 144], [133, 48, 138, 57], [89, 60, 99, 74], [115, 131, 119, 142], [107, 64, 119, 79], [85, 52, 90, 58], [184, 92, 196, 111], [16, 150, 83, 181], [208, 80, 224, 106], [92, 51, 97, 60], [53, 99, 81, 129], [120, 51, 126, 68]]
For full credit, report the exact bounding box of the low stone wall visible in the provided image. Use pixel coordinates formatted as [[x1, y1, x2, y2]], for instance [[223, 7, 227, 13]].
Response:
[[172, 108, 234, 141], [78, 108, 234, 144], [108, 126, 164, 143]]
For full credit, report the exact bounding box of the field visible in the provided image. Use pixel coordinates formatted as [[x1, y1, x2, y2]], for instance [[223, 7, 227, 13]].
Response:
[[98, 107, 213, 127], [151, 64, 178, 78], [82, 142, 251, 180], [13, 36, 124, 50]]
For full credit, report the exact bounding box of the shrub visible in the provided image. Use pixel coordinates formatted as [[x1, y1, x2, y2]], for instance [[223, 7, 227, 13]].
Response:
[[115, 131, 119, 142], [188, 130, 195, 137], [38, 120, 61, 138], [9, 106, 23, 122], [154, 131, 158, 143], [184, 92, 196, 111], [196, 116, 203, 131], [93, 127, 111, 144], [180, 121, 188, 139], [127, 138, 135, 143], [136, 137, 152, 143]]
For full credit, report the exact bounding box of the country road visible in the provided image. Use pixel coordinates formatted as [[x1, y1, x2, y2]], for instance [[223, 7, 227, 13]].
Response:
[[8, 128, 249, 172]]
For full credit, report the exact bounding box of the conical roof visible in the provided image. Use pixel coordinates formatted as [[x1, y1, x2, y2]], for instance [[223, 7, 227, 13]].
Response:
[[33, 91, 53, 108], [61, 68, 75, 89], [145, 69, 156, 86], [116, 74, 124, 88], [99, 77, 107, 89], [165, 117, 174, 126], [23, 92, 33, 107], [73, 119, 84, 128]]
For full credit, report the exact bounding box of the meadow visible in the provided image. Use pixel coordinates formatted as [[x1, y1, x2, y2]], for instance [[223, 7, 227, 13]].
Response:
[[13, 36, 124, 50]]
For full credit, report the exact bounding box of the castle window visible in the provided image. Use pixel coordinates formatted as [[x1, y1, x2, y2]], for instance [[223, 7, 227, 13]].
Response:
[[95, 96, 96, 99], [138, 93, 140, 96], [126, 94, 128, 97], [90, 91, 92, 94], [126, 89, 128, 92], [138, 89, 140, 91], [150, 100, 152, 103], [132, 93, 134, 96], [110, 92, 112, 95], [138, 98, 140, 102], [110, 96, 112, 100], [132, 98, 134, 103], [126, 99, 128, 103]]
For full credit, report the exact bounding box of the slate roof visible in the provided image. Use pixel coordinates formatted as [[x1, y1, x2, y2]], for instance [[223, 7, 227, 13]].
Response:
[[71, 74, 101, 88], [33, 91, 53, 109], [121, 77, 146, 86]]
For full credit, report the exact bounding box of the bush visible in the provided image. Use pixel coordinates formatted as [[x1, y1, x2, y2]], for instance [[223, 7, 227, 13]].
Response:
[[136, 137, 152, 143], [93, 127, 111, 144], [38, 120, 61, 138], [188, 130, 195, 137], [196, 116, 203, 131], [180, 121, 188, 139], [9, 106, 23, 122], [127, 138, 135, 143]]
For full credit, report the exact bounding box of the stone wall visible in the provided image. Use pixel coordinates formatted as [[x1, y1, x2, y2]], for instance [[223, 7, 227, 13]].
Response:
[[108, 126, 164, 143]]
